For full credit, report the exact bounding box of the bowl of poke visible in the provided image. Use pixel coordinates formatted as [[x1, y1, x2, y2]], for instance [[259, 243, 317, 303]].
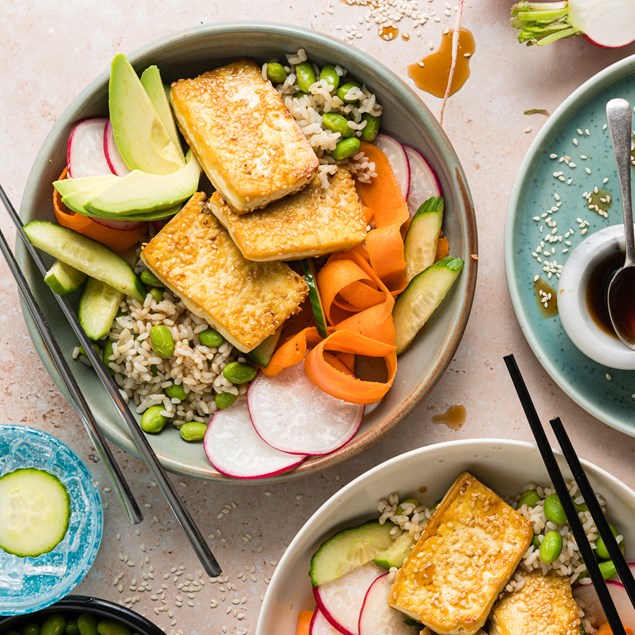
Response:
[[256, 438, 635, 635], [18, 22, 477, 480]]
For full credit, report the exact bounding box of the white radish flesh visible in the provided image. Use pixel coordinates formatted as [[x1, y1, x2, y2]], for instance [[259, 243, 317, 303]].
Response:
[[314, 563, 384, 635], [573, 579, 635, 629], [570, 0, 635, 48], [67, 118, 112, 178], [374, 133, 410, 199], [310, 610, 342, 635], [359, 573, 419, 635], [103, 120, 131, 176], [404, 145, 442, 216], [203, 399, 305, 479], [248, 362, 363, 456]]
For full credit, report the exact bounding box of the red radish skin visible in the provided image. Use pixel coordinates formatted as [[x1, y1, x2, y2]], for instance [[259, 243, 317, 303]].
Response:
[[103, 119, 131, 176], [67, 118, 112, 178], [91, 217, 147, 231], [573, 578, 635, 628], [248, 362, 363, 456], [374, 133, 410, 200], [310, 610, 342, 635], [358, 574, 418, 635], [313, 563, 384, 635], [203, 399, 306, 479], [403, 145, 442, 216]]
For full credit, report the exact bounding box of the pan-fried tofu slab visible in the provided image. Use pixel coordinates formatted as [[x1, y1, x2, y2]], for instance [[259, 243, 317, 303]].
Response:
[[140, 193, 308, 353], [208, 167, 366, 261], [389, 472, 533, 635], [489, 572, 580, 635], [170, 59, 319, 214]]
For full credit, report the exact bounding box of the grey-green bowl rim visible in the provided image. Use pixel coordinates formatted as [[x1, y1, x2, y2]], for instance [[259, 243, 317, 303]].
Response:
[[18, 21, 477, 479], [505, 53, 635, 437]]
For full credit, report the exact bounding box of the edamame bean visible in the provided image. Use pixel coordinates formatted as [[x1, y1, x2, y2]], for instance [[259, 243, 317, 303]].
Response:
[[396, 497, 420, 515], [543, 494, 567, 525], [199, 328, 224, 348], [337, 81, 361, 103], [266, 62, 288, 85], [140, 269, 164, 288], [599, 559, 617, 580], [165, 383, 187, 401], [149, 287, 164, 303], [150, 324, 174, 358], [360, 113, 380, 142], [517, 489, 541, 509], [295, 62, 316, 93], [23, 623, 40, 635], [180, 422, 207, 442], [77, 614, 98, 635], [215, 392, 237, 410], [96, 620, 131, 635], [331, 137, 361, 161], [223, 361, 257, 385], [65, 622, 79, 635], [140, 405, 168, 434], [595, 524, 621, 560], [321, 113, 354, 138], [319, 64, 340, 91], [539, 530, 563, 564], [572, 497, 589, 512], [41, 615, 66, 635]]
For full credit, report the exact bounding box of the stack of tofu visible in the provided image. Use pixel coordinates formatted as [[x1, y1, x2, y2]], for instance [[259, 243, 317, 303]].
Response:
[[390, 473, 581, 635], [141, 58, 368, 354]]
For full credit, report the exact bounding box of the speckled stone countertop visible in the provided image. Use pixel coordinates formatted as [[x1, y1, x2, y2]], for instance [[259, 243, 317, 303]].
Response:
[[1, 2, 635, 633]]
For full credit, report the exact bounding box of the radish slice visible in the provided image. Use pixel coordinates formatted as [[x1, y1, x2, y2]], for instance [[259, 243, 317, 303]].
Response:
[[573, 579, 635, 628], [403, 145, 442, 216], [91, 217, 146, 231], [310, 610, 341, 635], [314, 563, 384, 635], [67, 118, 112, 178], [374, 133, 410, 199], [248, 362, 363, 456], [203, 399, 305, 479], [103, 119, 130, 176], [359, 573, 418, 635]]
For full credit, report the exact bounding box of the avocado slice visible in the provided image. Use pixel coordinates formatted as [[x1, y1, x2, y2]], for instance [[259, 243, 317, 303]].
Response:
[[373, 532, 415, 569], [109, 53, 184, 175]]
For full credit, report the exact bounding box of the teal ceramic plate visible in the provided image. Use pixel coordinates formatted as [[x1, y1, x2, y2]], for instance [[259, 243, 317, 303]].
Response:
[[506, 54, 635, 436]]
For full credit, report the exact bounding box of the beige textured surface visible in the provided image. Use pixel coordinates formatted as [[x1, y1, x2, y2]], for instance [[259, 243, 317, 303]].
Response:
[[1, 2, 635, 634]]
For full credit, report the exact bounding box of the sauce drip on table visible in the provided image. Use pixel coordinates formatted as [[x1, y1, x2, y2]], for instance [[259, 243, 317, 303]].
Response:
[[534, 278, 558, 318], [379, 25, 399, 41], [431, 404, 466, 430], [407, 27, 475, 98]]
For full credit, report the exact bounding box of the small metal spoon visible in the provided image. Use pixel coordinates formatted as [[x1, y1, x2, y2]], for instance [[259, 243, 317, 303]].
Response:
[[606, 98, 635, 350]]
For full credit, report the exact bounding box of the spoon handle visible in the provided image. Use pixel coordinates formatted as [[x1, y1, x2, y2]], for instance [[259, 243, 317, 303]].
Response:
[[606, 98, 635, 266]]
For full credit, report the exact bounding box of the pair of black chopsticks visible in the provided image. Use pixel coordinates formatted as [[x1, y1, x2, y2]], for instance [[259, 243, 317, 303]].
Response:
[[505, 354, 635, 635]]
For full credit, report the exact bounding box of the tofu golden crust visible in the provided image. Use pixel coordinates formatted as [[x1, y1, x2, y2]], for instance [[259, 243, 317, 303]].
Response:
[[140, 193, 308, 353], [208, 168, 366, 261], [389, 472, 534, 635], [170, 59, 319, 213], [489, 572, 580, 635]]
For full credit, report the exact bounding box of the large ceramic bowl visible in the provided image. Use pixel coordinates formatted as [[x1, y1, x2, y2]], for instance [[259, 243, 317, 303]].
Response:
[[18, 23, 477, 481], [256, 438, 635, 634]]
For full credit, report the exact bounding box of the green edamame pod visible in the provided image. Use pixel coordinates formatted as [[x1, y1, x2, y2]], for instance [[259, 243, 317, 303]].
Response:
[[319, 65, 340, 91], [41, 615, 66, 635], [199, 328, 224, 348], [140, 405, 168, 434], [517, 490, 541, 509], [140, 270, 164, 288], [295, 62, 316, 93], [222, 361, 257, 385], [539, 530, 563, 564], [166, 383, 187, 401], [322, 113, 354, 138], [150, 324, 175, 358], [65, 622, 79, 635], [215, 392, 237, 410], [331, 137, 361, 161], [266, 62, 287, 85], [77, 614, 98, 635], [23, 624, 40, 635], [180, 422, 207, 442], [360, 113, 380, 142], [149, 287, 164, 303], [337, 81, 361, 103], [96, 620, 131, 635], [543, 494, 567, 525]]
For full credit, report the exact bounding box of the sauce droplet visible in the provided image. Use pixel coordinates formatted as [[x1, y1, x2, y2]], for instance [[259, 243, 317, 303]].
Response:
[[379, 25, 399, 41], [534, 278, 558, 318], [407, 27, 475, 98], [584, 187, 612, 218], [431, 404, 466, 430]]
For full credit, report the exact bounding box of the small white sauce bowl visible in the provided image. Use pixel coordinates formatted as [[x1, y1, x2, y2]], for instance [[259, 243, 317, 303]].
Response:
[[559, 224, 635, 370]]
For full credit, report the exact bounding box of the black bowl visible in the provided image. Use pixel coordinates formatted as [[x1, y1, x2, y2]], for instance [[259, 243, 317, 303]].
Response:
[[0, 595, 165, 634]]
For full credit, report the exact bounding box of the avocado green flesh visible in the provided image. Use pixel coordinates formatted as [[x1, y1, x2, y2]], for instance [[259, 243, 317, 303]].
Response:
[[109, 53, 184, 175], [54, 174, 118, 198]]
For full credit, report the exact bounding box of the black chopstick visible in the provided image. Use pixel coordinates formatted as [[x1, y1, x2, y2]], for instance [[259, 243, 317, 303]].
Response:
[[1, 185, 222, 578], [504, 354, 626, 635], [551, 416, 635, 606]]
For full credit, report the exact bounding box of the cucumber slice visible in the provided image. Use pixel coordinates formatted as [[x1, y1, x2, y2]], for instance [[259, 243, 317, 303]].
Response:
[[24, 220, 145, 301], [247, 326, 283, 367], [310, 520, 394, 587], [373, 532, 415, 569], [393, 256, 464, 355], [404, 196, 444, 281], [0, 468, 70, 557], [78, 278, 124, 340], [302, 259, 328, 337], [44, 260, 87, 295]]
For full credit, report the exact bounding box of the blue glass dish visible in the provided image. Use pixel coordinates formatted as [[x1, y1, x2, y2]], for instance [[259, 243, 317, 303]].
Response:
[[0, 424, 103, 615]]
